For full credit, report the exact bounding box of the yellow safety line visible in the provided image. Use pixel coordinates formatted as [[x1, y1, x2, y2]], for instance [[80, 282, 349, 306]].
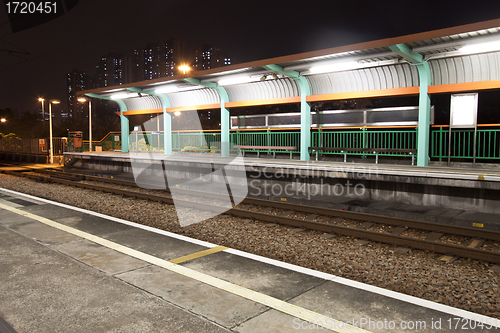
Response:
[[169, 246, 228, 264], [0, 202, 371, 333]]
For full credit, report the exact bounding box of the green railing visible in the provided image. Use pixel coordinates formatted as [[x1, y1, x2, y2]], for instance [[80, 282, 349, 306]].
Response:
[[231, 130, 301, 155], [430, 126, 500, 161], [92, 126, 500, 162], [80, 132, 122, 152], [171, 131, 221, 152], [312, 128, 418, 157]]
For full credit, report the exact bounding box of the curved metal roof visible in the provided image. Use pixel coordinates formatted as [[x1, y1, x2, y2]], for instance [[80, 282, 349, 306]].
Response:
[[166, 88, 220, 107], [429, 51, 500, 85], [307, 63, 419, 95], [122, 95, 163, 112], [225, 78, 300, 102]]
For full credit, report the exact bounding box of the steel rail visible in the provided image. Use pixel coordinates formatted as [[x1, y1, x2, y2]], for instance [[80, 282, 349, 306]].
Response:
[[34, 168, 500, 242], [4, 169, 500, 264]]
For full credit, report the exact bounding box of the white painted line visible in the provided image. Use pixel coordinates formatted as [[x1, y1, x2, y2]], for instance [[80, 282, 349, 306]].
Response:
[[1, 187, 499, 328], [0, 188, 218, 249], [0, 200, 370, 333]]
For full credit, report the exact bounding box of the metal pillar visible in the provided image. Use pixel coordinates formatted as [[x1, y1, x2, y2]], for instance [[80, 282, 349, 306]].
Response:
[[126, 88, 173, 155], [416, 63, 431, 166], [263, 65, 311, 160], [389, 44, 431, 166], [152, 93, 172, 155], [183, 78, 230, 157], [86, 93, 129, 153], [117, 100, 129, 153], [297, 77, 311, 161], [217, 86, 230, 157]]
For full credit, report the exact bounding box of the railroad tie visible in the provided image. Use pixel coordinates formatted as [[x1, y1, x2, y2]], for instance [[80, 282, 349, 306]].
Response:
[[328, 217, 343, 224], [304, 214, 318, 221], [353, 223, 374, 246], [426, 232, 444, 242], [391, 226, 407, 235], [289, 228, 306, 233], [259, 207, 274, 214], [357, 222, 373, 230], [394, 247, 412, 254], [467, 238, 485, 248], [353, 239, 370, 246], [391, 227, 411, 254], [279, 210, 295, 217], [438, 238, 484, 263]]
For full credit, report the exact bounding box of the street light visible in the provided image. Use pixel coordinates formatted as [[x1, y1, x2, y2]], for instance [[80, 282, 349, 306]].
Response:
[[48, 99, 60, 164], [77, 97, 92, 152], [0, 118, 6, 123], [38, 98, 45, 121], [179, 65, 190, 75]]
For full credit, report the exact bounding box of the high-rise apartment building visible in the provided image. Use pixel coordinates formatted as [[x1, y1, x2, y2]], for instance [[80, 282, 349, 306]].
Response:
[[131, 39, 187, 82], [67, 69, 91, 120], [194, 44, 232, 71], [95, 53, 123, 88]]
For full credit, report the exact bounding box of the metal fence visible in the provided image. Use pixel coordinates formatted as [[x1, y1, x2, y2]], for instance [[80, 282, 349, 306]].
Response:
[[62, 126, 500, 163], [81, 132, 122, 152], [430, 126, 500, 161], [0, 137, 66, 155]]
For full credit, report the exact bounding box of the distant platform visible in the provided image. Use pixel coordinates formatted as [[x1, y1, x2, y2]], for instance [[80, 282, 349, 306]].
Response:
[[60, 151, 500, 231], [64, 151, 500, 182]]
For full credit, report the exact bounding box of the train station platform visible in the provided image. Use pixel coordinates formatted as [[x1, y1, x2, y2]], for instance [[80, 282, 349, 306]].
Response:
[[63, 151, 500, 231], [1, 187, 499, 332]]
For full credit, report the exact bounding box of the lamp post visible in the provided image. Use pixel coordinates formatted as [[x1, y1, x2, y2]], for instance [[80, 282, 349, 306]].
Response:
[[38, 98, 45, 122], [77, 97, 92, 152], [48, 99, 60, 164]]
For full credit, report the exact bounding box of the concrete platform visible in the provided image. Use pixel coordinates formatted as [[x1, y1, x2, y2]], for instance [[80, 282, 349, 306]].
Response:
[[1, 187, 499, 332], [63, 151, 500, 231]]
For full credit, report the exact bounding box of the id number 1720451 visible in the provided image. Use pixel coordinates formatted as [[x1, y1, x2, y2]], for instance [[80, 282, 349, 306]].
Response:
[[5, 2, 57, 14]]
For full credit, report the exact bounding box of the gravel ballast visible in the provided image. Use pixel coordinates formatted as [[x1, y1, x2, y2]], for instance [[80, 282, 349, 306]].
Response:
[[0, 173, 499, 319]]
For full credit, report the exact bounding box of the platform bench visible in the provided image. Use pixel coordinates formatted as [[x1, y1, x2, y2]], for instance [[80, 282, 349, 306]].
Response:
[[234, 145, 297, 159], [309, 147, 417, 165]]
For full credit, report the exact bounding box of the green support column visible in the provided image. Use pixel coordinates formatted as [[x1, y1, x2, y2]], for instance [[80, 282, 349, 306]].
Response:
[[183, 78, 230, 157], [127, 88, 173, 155], [389, 44, 431, 166], [116, 100, 129, 153], [86, 93, 129, 153], [263, 65, 311, 160], [164, 111, 172, 154], [156, 94, 172, 155], [217, 87, 230, 157], [297, 77, 311, 160], [416, 62, 431, 166]]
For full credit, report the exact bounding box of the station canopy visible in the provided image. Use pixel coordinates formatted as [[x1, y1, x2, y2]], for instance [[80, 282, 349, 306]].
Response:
[[79, 18, 500, 115]]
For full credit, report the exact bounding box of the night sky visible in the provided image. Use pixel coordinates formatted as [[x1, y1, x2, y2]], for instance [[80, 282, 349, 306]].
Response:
[[1, 0, 500, 115]]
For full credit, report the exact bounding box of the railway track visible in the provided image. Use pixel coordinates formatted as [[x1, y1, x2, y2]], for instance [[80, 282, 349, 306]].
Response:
[[3, 167, 500, 264]]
